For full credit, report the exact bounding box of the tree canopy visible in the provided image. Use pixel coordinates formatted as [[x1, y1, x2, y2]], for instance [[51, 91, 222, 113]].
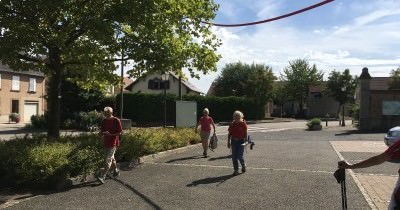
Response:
[[324, 69, 358, 105], [213, 62, 275, 101], [389, 67, 400, 90], [280, 59, 323, 112], [0, 0, 221, 137]]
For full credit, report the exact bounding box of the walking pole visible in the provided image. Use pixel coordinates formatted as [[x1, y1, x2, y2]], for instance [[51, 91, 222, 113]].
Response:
[[334, 168, 347, 210]]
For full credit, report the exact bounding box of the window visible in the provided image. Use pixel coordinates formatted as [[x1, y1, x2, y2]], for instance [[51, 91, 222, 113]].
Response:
[[11, 100, 19, 113], [29, 77, 36, 92], [148, 78, 169, 90], [11, 75, 20, 91]]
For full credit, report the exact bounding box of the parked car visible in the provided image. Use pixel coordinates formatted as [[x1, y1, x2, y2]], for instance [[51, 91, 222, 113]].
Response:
[[384, 126, 400, 146]]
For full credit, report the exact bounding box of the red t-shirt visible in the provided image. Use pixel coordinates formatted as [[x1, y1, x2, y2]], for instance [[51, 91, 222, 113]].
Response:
[[199, 116, 214, 132], [385, 141, 400, 160], [228, 120, 248, 139], [101, 117, 122, 148]]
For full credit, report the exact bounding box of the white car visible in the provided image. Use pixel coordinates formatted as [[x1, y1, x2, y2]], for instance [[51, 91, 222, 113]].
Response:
[[384, 126, 400, 146]]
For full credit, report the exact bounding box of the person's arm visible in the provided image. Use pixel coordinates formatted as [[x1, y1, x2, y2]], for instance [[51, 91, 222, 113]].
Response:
[[211, 118, 216, 134], [195, 118, 201, 133], [243, 122, 248, 142], [227, 124, 231, 148], [339, 152, 391, 169]]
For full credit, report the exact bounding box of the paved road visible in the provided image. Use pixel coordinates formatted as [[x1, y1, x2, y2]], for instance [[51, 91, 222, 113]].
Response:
[[1, 121, 381, 209]]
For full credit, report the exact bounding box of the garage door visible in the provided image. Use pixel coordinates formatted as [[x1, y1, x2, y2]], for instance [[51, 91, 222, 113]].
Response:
[[24, 102, 38, 122]]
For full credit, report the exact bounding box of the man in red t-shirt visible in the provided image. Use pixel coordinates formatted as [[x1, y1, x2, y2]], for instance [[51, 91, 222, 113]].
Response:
[[96, 106, 123, 184], [228, 110, 248, 176], [195, 108, 216, 157], [339, 141, 400, 209]]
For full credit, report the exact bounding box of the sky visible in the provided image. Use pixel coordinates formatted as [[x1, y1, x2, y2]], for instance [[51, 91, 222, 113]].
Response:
[[187, 0, 400, 93]]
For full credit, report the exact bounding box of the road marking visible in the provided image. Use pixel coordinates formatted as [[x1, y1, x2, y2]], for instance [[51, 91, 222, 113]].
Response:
[[330, 141, 378, 210], [150, 162, 333, 175], [217, 127, 304, 136]]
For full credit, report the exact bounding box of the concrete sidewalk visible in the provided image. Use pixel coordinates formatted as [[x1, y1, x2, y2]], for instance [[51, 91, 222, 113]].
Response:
[[331, 141, 397, 210]]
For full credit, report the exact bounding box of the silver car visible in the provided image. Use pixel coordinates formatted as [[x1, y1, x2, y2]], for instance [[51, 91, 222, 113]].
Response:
[[384, 126, 400, 146]]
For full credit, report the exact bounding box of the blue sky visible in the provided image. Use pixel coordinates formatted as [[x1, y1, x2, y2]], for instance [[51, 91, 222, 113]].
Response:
[[188, 0, 400, 93]]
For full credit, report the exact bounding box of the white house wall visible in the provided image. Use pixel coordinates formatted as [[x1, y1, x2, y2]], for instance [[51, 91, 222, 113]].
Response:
[[130, 73, 192, 95]]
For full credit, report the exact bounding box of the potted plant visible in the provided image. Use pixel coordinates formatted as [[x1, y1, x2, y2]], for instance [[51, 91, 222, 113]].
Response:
[[307, 118, 322, 131], [9, 113, 21, 123]]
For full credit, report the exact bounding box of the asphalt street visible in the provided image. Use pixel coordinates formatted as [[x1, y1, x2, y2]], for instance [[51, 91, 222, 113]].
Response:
[[1, 121, 387, 210]]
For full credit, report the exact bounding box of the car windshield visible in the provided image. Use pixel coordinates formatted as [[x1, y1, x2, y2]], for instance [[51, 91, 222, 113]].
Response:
[[388, 131, 400, 137]]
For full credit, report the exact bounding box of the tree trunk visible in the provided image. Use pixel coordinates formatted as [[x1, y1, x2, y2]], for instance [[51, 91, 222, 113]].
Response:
[[46, 49, 63, 138]]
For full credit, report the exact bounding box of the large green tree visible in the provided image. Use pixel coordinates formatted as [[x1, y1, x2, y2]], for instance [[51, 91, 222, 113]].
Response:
[[0, 0, 221, 137], [213, 62, 275, 98], [280, 59, 323, 114], [213, 62, 275, 119], [389, 67, 400, 90], [324, 69, 358, 126]]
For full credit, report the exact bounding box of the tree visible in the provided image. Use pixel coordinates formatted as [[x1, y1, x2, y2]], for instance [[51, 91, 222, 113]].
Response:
[[213, 62, 275, 99], [389, 67, 400, 90], [271, 81, 290, 117], [324, 69, 358, 126], [280, 59, 323, 116], [212, 62, 275, 119], [0, 0, 221, 137]]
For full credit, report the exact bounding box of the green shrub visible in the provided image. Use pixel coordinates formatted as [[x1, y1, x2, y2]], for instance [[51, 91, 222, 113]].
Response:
[[31, 114, 47, 129], [16, 143, 75, 185], [0, 128, 199, 189], [307, 118, 322, 129], [9, 112, 20, 122]]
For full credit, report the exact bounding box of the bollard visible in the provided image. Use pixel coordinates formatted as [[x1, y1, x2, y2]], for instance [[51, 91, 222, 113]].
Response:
[[325, 113, 329, 127]]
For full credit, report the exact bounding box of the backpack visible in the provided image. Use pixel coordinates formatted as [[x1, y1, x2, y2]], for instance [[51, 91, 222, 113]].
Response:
[[209, 133, 218, 151]]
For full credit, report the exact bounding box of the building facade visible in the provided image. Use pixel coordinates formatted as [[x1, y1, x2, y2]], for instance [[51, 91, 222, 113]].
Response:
[[0, 64, 46, 122], [125, 72, 202, 96], [358, 67, 400, 131]]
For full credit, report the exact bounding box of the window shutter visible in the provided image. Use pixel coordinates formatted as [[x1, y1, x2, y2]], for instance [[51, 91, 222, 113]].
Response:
[[12, 76, 20, 91], [29, 78, 36, 92], [148, 80, 154, 89]]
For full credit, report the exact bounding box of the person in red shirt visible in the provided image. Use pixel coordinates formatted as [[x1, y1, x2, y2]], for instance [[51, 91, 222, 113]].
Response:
[[339, 141, 400, 209], [228, 110, 248, 176], [195, 108, 216, 157], [96, 106, 123, 184]]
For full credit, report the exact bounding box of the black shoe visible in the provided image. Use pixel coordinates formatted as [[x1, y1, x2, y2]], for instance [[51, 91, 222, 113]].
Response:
[[242, 167, 246, 173], [113, 169, 120, 177], [96, 175, 105, 184], [203, 152, 208, 158], [232, 171, 239, 176]]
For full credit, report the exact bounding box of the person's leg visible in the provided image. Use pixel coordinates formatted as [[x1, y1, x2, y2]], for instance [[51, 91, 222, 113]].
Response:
[[200, 131, 210, 157], [231, 140, 239, 174], [103, 147, 116, 176], [237, 139, 246, 173]]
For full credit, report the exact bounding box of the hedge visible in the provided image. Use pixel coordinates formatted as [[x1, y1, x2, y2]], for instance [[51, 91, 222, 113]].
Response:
[[0, 128, 199, 189], [117, 93, 265, 125]]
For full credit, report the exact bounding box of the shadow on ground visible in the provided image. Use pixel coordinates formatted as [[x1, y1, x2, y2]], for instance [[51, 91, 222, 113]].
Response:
[[112, 177, 163, 210], [208, 155, 231, 161], [187, 174, 235, 187], [166, 155, 205, 163]]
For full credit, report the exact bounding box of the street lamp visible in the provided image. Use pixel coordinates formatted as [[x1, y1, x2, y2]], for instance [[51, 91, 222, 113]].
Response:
[[161, 72, 170, 128], [341, 86, 346, 127]]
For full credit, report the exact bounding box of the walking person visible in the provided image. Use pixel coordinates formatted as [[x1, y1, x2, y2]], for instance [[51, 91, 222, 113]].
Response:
[[227, 110, 248, 176], [97, 106, 123, 184], [338, 140, 400, 209], [195, 108, 216, 158]]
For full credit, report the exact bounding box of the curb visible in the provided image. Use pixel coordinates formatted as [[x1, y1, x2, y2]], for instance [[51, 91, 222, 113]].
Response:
[[138, 143, 201, 164]]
